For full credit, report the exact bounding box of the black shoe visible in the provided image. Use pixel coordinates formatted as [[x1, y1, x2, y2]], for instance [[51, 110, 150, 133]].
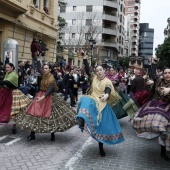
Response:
[[161, 145, 170, 161], [27, 132, 35, 141], [99, 142, 106, 157], [161, 152, 170, 161], [12, 124, 17, 134], [51, 133, 55, 141], [76, 117, 84, 126], [12, 129, 17, 134], [160, 131, 167, 140], [71, 104, 76, 107], [27, 135, 35, 141], [99, 150, 106, 157]]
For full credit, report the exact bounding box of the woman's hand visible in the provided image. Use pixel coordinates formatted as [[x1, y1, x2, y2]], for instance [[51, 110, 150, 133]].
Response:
[[36, 95, 45, 102], [100, 94, 109, 102], [160, 87, 170, 96], [146, 80, 154, 85]]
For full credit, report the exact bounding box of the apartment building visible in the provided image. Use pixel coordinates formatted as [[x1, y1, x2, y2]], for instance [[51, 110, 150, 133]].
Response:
[[0, 0, 58, 63], [59, 0, 125, 63], [139, 23, 154, 67], [124, 15, 131, 57], [125, 0, 140, 57], [164, 17, 170, 38]]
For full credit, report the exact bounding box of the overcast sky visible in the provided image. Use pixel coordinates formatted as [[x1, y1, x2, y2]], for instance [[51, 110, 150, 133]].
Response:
[[140, 0, 170, 54]]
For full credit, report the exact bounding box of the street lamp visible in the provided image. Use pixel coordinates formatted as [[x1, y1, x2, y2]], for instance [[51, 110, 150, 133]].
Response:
[[89, 37, 96, 66]]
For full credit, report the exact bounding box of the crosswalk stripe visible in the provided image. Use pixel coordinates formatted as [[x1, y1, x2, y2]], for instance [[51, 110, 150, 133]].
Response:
[[5, 137, 21, 146], [0, 136, 7, 141], [64, 137, 93, 170]]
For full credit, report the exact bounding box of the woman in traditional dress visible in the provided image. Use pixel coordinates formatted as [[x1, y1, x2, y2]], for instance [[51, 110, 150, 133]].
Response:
[[106, 67, 138, 119], [131, 67, 170, 161], [15, 59, 76, 141], [76, 56, 124, 157], [0, 63, 30, 133]]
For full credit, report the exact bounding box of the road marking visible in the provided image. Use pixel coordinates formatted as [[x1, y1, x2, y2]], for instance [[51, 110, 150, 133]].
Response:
[[0, 136, 7, 141], [5, 137, 21, 146], [64, 137, 93, 170]]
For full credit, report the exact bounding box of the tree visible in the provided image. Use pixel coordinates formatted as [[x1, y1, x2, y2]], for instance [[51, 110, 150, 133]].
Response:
[[60, 10, 102, 56], [118, 57, 130, 69], [57, 1, 67, 53], [155, 37, 170, 68]]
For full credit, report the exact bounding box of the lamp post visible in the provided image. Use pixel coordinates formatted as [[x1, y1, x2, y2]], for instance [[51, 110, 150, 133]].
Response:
[[89, 37, 96, 66]]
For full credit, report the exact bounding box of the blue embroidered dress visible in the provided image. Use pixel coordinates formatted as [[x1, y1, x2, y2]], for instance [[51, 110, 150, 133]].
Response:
[[76, 59, 124, 145]]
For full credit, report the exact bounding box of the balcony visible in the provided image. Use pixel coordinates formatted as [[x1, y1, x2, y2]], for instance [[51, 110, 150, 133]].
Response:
[[102, 27, 117, 36], [135, 0, 141, 3], [131, 50, 138, 56], [168, 17, 170, 26], [134, 9, 139, 15], [103, 0, 118, 9], [103, 12, 118, 23], [0, 0, 27, 18], [101, 39, 118, 49], [133, 21, 138, 26], [134, 15, 139, 20], [132, 38, 137, 43], [132, 33, 138, 37], [134, 3, 139, 9], [29, 4, 55, 26], [132, 45, 137, 49], [133, 27, 138, 31]]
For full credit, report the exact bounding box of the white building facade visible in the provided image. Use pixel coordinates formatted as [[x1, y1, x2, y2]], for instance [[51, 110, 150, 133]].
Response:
[[125, 0, 141, 57], [59, 0, 125, 62], [164, 17, 170, 38]]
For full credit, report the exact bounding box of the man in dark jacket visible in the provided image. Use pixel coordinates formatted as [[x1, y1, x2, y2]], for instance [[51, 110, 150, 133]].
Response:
[[30, 37, 43, 70], [62, 69, 76, 107], [131, 69, 145, 94]]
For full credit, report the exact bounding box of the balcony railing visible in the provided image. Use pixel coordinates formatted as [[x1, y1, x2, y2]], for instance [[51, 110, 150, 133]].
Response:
[[132, 45, 137, 49], [103, 25, 116, 30], [102, 28, 117, 35], [105, 0, 117, 2], [134, 3, 139, 8], [29, 5, 55, 26], [103, 0, 118, 9], [133, 21, 138, 26], [102, 39, 116, 43], [103, 11, 117, 16], [132, 33, 138, 37], [101, 40, 118, 49], [103, 12, 118, 22]]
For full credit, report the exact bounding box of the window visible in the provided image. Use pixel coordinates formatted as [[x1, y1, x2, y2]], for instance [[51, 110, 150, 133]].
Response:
[[143, 32, 154, 37], [60, 33, 65, 39], [60, 6, 66, 13], [33, 0, 40, 9], [72, 19, 76, 25], [86, 19, 92, 26], [72, 33, 76, 38], [86, 6, 92, 12], [43, 0, 49, 14], [85, 33, 91, 40], [44, 0, 48, 7], [128, 7, 134, 11], [73, 6, 77, 11], [128, 1, 135, 5]]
